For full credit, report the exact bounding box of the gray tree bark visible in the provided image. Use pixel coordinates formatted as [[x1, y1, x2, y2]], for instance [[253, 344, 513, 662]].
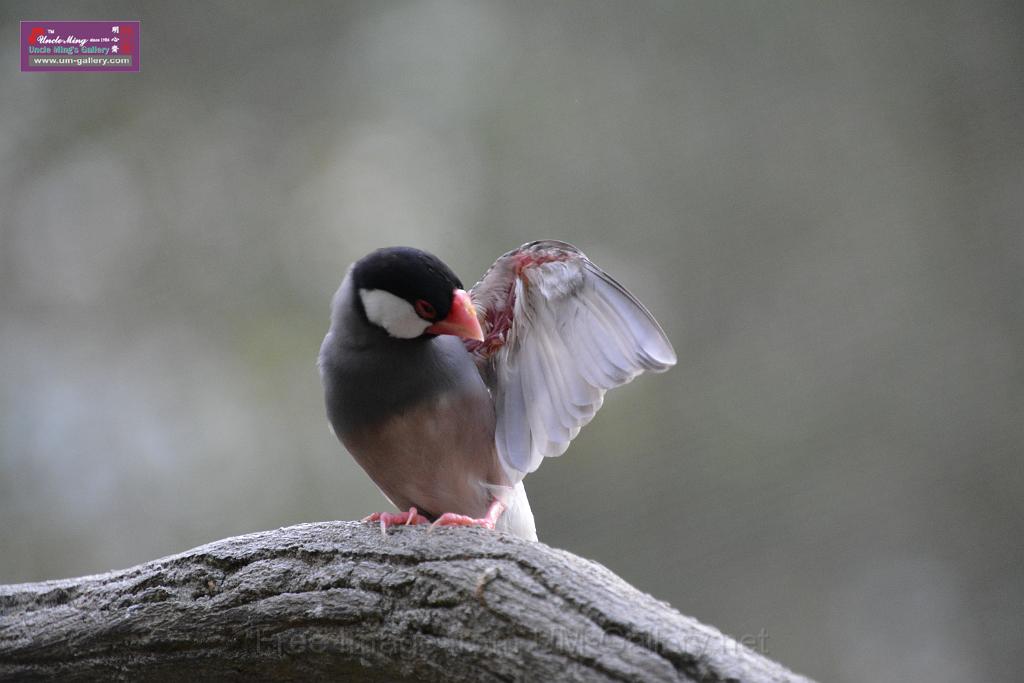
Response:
[[0, 521, 813, 682]]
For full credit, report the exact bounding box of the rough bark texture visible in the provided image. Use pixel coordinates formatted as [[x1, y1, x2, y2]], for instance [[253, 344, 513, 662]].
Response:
[[0, 521, 813, 682]]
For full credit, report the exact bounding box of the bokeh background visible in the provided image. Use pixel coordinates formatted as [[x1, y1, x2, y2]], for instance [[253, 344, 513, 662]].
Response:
[[2, 2, 1022, 681]]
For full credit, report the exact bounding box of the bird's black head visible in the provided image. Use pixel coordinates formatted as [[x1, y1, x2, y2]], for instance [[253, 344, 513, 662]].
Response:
[[350, 247, 482, 341]]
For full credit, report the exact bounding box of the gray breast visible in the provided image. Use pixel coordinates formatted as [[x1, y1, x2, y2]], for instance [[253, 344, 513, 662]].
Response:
[[321, 334, 484, 437]]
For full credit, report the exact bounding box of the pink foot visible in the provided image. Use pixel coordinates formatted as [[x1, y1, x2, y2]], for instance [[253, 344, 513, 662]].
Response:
[[362, 506, 429, 535], [429, 499, 506, 533]]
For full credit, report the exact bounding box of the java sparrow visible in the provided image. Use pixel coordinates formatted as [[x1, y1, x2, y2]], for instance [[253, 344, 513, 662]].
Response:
[[318, 240, 676, 540]]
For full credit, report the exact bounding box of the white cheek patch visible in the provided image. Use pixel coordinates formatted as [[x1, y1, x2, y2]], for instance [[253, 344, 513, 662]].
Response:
[[359, 288, 432, 339]]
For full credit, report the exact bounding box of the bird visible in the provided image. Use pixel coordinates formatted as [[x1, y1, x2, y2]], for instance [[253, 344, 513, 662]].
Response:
[[318, 240, 676, 541]]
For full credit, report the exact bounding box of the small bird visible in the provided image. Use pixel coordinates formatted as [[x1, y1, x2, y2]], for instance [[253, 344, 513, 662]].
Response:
[[318, 240, 675, 540]]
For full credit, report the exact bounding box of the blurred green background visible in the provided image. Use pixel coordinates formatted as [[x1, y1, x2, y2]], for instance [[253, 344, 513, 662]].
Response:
[[2, 2, 1022, 681]]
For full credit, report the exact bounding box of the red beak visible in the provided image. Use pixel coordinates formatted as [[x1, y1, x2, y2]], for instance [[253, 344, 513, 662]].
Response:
[[425, 289, 484, 341]]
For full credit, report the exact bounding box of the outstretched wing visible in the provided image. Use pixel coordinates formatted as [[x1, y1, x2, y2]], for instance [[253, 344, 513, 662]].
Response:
[[466, 240, 676, 480]]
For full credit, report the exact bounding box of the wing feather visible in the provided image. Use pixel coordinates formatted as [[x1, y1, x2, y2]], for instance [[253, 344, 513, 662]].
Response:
[[468, 241, 676, 480]]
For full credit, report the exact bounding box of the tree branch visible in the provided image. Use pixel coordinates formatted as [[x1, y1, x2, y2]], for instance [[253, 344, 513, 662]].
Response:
[[0, 521, 813, 682]]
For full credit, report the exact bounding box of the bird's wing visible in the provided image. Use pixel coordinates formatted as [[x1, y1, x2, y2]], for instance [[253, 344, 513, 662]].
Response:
[[465, 240, 676, 480]]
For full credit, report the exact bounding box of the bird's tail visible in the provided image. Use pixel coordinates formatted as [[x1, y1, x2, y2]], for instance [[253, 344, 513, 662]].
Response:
[[484, 481, 538, 541]]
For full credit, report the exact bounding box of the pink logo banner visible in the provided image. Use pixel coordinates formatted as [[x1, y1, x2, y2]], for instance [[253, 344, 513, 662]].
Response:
[[21, 21, 140, 72]]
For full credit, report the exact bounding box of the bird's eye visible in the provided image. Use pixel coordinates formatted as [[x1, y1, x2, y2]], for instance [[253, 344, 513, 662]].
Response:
[[414, 299, 437, 320]]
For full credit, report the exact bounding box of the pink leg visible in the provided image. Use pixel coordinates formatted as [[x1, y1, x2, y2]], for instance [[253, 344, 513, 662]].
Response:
[[362, 506, 430, 536], [429, 499, 506, 532]]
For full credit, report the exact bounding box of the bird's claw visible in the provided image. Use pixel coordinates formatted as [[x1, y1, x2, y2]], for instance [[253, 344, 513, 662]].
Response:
[[362, 507, 429, 536], [428, 512, 496, 532], [428, 499, 506, 533]]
